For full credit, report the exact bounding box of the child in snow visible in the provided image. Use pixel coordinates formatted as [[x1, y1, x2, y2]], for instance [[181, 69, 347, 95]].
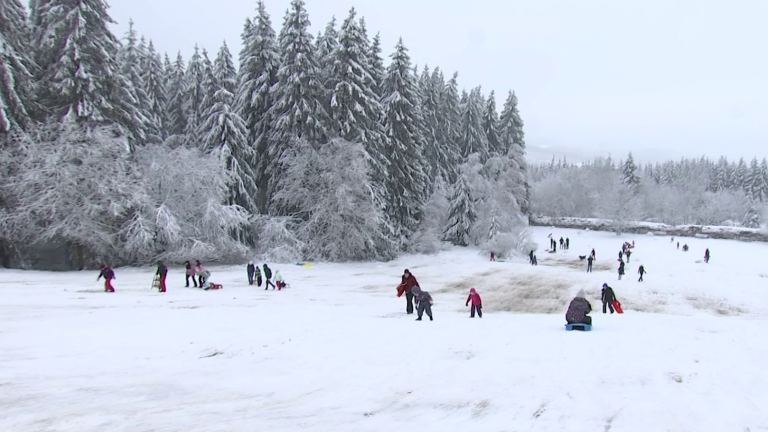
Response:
[[466, 288, 482, 318], [490, 251, 495, 262], [275, 269, 286, 290], [263, 264, 275, 290], [587, 255, 594, 273], [704, 249, 710, 263], [601, 283, 617, 314], [254, 265, 262, 287], [566, 238, 570, 250], [625, 249, 632, 263], [185, 261, 196, 287], [638, 265, 646, 282], [411, 285, 433, 321], [200, 270, 213, 290], [156, 261, 167, 293], [565, 289, 592, 325], [619, 251, 623, 261], [532, 255, 538, 266], [591, 249, 596, 260], [682, 244, 689, 252], [247, 261, 256, 285], [618, 261, 625, 280], [195, 260, 205, 286], [97, 264, 116, 292]]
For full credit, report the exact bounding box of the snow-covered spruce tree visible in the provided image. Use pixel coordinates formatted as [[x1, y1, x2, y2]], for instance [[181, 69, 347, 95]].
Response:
[[200, 43, 257, 213], [746, 158, 764, 202], [498, 90, 530, 213], [183, 45, 205, 144], [418, 65, 440, 181], [443, 171, 476, 246], [122, 141, 252, 264], [31, 0, 144, 143], [761, 158, 768, 202], [142, 40, 166, 142], [329, 8, 390, 217], [315, 15, 338, 93], [408, 175, 450, 254], [268, 0, 329, 213], [199, 49, 217, 120], [273, 137, 395, 261], [236, 0, 280, 212], [163, 53, 187, 138], [381, 38, 429, 241], [438, 71, 462, 181], [459, 86, 489, 160], [483, 91, 502, 155], [0, 0, 34, 132], [734, 158, 748, 192], [118, 20, 152, 142], [621, 152, 641, 190], [0, 122, 138, 265], [368, 32, 385, 100]]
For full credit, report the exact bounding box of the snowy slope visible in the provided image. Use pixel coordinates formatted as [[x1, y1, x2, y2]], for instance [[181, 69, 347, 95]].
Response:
[[2, 227, 768, 431]]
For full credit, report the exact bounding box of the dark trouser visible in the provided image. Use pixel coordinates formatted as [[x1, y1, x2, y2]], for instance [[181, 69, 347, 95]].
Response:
[[248, 272, 254, 285], [198, 275, 205, 287], [602, 301, 614, 314], [256, 275, 262, 287], [639, 274, 644, 281], [417, 301, 433, 320], [186, 274, 196, 287], [471, 304, 482, 318], [406, 292, 414, 314], [265, 279, 275, 290], [587, 263, 592, 272]]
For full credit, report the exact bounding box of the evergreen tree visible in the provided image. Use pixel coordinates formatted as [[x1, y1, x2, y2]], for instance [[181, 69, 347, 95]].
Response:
[[118, 21, 153, 141], [32, 0, 143, 140], [438, 72, 462, 181], [368, 32, 385, 100], [746, 157, 763, 201], [0, 0, 34, 131], [381, 38, 429, 238], [734, 158, 748, 191], [418, 65, 440, 181], [201, 42, 256, 212], [164, 52, 187, 137], [443, 173, 476, 246], [484, 91, 501, 155], [236, 0, 280, 212], [199, 49, 217, 125], [183, 45, 205, 144], [315, 16, 338, 91], [142, 40, 166, 141], [498, 90, 530, 213], [622, 152, 641, 190], [761, 158, 768, 202], [459, 86, 489, 160]]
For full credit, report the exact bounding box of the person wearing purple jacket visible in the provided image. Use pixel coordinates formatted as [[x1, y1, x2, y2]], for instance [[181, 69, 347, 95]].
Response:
[[565, 290, 592, 325]]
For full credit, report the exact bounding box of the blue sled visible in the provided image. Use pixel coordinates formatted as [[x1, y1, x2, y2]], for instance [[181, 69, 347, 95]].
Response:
[[565, 323, 592, 331]]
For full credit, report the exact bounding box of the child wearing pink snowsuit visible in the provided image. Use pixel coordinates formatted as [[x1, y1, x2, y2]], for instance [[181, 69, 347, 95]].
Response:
[[466, 288, 483, 318]]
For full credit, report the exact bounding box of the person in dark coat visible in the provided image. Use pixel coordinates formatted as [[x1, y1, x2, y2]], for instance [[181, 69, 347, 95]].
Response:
[[398, 269, 419, 314], [185, 261, 196, 287], [704, 249, 710, 263], [411, 285, 433, 321], [559, 237, 564, 248], [591, 249, 596, 260], [97, 264, 116, 292], [254, 265, 262, 287], [565, 289, 592, 325], [618, 261, 625, 280], [247, 261, 256, 285], [587, 255, 594, 273], [156, 261, 167, 293], [529, 250, 534, 263], [601, 283, 616, 314], [532, 255, 538, 265], [490, 251, 495, 262], [263, 264, 275, 290], [625, 250, 632, 263], [619, 251, 623, 261], [638, 265, 646, 282], [566, 238, 570, 250]]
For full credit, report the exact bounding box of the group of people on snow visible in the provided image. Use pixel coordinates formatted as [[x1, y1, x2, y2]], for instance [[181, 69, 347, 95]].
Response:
[[546, 234, 570, 252], [246, 261, 284, 290], [396, 269, 435, 320]]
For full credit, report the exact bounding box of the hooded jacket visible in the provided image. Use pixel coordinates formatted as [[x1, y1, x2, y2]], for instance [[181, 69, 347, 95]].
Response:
[[565, 290, 592, 324], [466, 288, 482, 306], [601, 285, 616, 303]]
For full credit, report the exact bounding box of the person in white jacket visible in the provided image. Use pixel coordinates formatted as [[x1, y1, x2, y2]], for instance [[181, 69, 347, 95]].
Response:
[[274, 270, 286, 290]]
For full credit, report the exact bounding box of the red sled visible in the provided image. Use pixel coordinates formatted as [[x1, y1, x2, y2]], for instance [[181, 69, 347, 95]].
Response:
[[612, 299, 624, 314], [208, 283, 223, 290], [396, 284, 405, 297]]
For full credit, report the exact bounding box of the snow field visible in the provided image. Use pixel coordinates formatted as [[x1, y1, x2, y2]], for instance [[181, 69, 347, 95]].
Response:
[[1, 227, 768, 431]]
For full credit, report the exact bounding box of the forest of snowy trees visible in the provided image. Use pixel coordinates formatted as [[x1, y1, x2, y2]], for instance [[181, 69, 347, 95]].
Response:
[[0, 0, 531, 269], [531, 153, 768, 232]]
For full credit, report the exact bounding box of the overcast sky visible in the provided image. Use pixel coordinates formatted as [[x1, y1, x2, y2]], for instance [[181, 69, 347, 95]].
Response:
[[109, 0, 768, 164]]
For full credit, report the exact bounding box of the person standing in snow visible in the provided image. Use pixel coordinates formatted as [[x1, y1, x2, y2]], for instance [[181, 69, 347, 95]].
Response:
[[587, 255, 594, 273], [638, 265, 646, 282], [677, 242, 680, 250], [247, 261, 256, 285], [704, 249, 710, 263], [529, 250, 534, 263], [618, 251, 623, 261], [532, 255, 538, 265], [565, 289, 592, 325], [156, 261, 167, 293], [466, 288, 482, 318], [411, 285, 434, 321], [591, 249, 596, 260], [618, 261, 625, 280], [97, 264, 115, 292], [397, 269, 419, 314], [254, 265, 262, 287], [566, 238, 570, 250], [559, 237, 564, 249], [185, 261, 197, 287], [490, 251, 495, 262], [195, 260, 205, 287], [601, 283, 616, 314], [625, 249, 632, 263], [274, 269, 286, 290], [263, 264, 275, 290]]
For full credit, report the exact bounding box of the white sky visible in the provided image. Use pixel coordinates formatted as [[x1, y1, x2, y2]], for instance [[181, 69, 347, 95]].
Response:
[[109, 0, 768, 163]]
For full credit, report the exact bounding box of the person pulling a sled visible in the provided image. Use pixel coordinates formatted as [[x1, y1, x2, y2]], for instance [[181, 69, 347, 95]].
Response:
[[466, 288, 482, 318], [411, 285, 434, 321], [97, 264, 116, 292], [156, 261, 167, 292], [566, 290, 592, 325], [397, 269, 419, 314], [601, 283, 617, 314]]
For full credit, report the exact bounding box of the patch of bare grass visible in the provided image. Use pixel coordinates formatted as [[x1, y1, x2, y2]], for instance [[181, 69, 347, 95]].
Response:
[[686, 294, 748, 316]]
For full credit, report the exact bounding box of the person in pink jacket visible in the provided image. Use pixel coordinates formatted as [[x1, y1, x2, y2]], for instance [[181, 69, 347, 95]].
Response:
[[466, 288, 483, 318]]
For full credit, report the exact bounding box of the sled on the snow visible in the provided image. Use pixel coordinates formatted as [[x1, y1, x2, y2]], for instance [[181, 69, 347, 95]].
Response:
[[295, 262, 314, 267], [151, 274, 161, 291], [203, 283, 223, 290], [565, 323, 592, 331], [612, 300, 623, 314]]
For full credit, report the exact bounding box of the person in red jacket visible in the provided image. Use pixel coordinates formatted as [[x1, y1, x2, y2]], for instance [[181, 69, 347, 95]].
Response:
[[97, 264, 115, 292], [396, 269, 419, 314], [466, 288, 483, 318]]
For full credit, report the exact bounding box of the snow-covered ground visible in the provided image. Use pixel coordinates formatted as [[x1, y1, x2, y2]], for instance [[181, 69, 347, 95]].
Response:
[[2, 227, 768, 431]]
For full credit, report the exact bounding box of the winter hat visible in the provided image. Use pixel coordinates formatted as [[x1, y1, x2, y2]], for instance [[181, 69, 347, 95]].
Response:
[[576, 289, 586, 298], [602, 283, 608, 288], [100, 264, 106, 269], [249, 260, 253, 265]]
